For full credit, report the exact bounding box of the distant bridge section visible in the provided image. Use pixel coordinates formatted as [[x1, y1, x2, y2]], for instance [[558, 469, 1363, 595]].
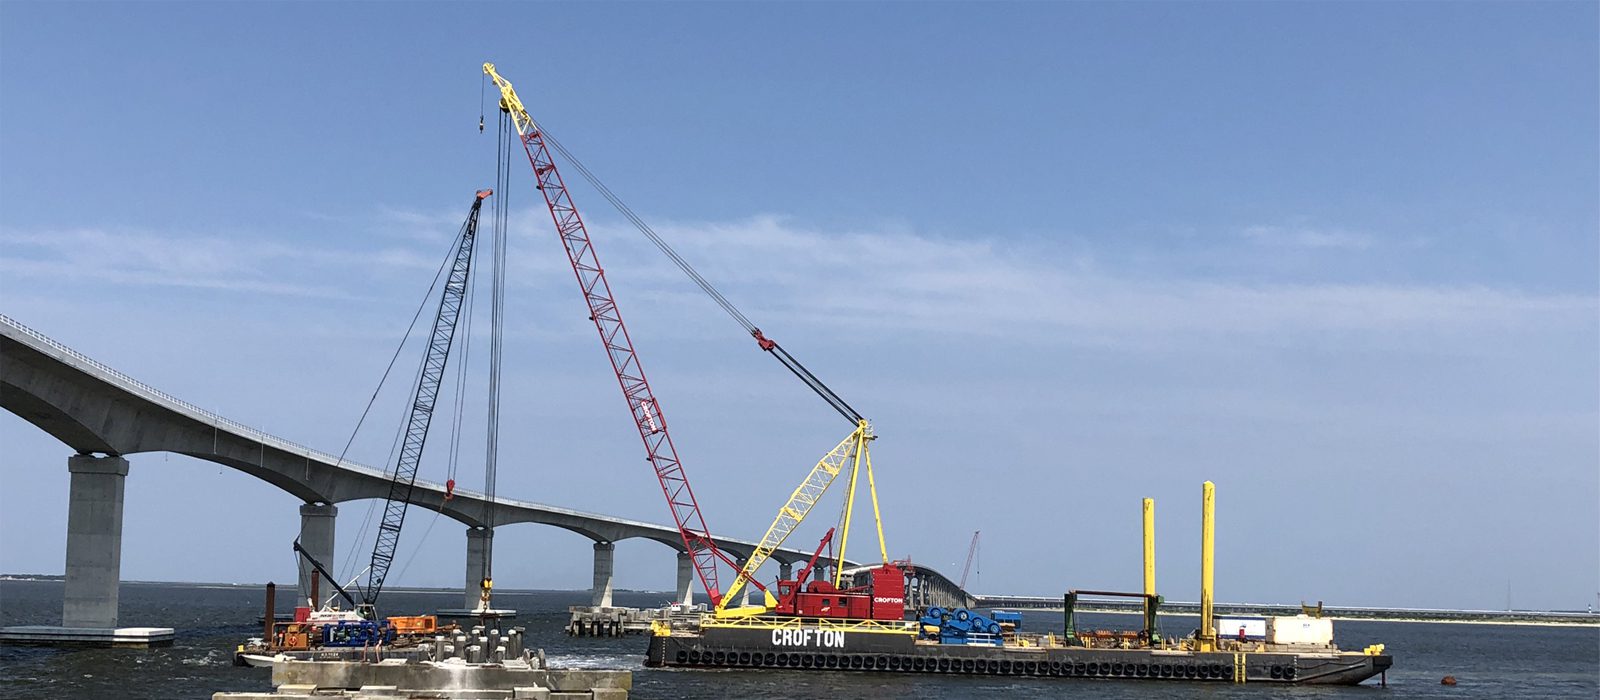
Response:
[[972, 593, 1600, 626], [842, 563, 978, 611]]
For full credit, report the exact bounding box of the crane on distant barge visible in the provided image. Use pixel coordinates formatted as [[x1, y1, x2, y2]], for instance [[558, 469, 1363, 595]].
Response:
[[481, 63, 898, 620], [959, 530, 981, 591]]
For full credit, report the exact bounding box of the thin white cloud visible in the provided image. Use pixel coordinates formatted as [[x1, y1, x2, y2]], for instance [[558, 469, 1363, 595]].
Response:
[[4, 216, 1591, 350], [590, 216, 1593, 346], [0, 257, 351, 298], [0, 227, 441, 299], [1242, 224, 1376, 250]]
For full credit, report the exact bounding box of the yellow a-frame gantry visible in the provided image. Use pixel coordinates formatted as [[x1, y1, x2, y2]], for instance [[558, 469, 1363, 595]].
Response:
[[714, 420, 889, 618]]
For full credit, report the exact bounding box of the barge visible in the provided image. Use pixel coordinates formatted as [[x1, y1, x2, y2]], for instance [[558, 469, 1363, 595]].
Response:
[[645, 613, 1391, 684], [644, 482, 1393, 685]]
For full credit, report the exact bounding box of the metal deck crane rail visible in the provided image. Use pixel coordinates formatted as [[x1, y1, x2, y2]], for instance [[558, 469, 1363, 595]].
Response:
[[483, 63, 738, 606], [360, 190, 492, 615]]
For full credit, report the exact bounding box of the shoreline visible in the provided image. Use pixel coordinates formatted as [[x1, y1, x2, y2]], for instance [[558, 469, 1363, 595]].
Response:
[[1067, 606, 1600, 628], [4, 577, 1595, 628]]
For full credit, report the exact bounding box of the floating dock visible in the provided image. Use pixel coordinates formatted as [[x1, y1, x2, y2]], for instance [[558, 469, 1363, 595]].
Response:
[[0, 624, 173, 647]]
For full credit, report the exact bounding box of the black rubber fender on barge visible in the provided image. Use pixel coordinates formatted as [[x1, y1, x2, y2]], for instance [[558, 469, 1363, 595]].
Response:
[[642, 627, 1391, 686]]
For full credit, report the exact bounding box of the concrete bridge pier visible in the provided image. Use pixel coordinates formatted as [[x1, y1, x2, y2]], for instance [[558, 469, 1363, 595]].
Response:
[[779, 561, 793, 582], [674, 551, 693, 605], [592, 541, 615, 608], [0, 454, 171, 647], [434, 527, 515, 619], [464, 527, 491, 608], [63, 454, 128, 628], [297, 503, 337, 607]]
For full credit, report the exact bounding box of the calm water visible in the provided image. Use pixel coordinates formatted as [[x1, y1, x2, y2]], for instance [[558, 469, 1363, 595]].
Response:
[[1, 581, 1595, 699]]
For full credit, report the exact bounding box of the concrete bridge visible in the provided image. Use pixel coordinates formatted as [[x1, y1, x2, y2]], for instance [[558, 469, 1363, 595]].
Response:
[[0, 312, 886, 633]]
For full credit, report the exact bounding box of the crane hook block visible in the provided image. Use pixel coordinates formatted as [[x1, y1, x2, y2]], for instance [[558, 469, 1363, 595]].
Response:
[[751, 328, 777, 351], [444, 478, 456, 501]]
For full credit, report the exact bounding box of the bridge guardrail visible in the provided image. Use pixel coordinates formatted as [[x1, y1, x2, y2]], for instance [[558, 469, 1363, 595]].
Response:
[[0, 312, 376, 474], [0, 313, 667, 513]]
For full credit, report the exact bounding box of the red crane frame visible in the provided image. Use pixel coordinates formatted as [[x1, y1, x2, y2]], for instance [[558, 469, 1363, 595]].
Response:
[[484, 64, 734, 606]]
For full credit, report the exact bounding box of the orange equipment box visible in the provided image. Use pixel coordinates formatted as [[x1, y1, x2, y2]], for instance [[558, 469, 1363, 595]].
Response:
[[387, 615, 438, 635]]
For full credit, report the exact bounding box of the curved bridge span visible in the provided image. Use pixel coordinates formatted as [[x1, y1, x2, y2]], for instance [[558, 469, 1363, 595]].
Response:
[[1, 313, 948, 618]]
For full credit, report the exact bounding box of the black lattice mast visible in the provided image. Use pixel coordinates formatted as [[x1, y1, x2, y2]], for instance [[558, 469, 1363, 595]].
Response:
[[361, 190, 492, 611]]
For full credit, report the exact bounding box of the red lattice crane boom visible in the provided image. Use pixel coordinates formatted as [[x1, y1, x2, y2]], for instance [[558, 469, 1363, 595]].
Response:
[[483, 63, 734, 606]]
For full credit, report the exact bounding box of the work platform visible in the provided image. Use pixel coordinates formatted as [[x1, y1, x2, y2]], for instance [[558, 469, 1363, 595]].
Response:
[[0, 624, 174, 647], [215, 659, 629, 700]]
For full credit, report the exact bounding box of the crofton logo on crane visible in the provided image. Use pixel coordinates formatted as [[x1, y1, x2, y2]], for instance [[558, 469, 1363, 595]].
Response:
[[771, 629, 846, 648]]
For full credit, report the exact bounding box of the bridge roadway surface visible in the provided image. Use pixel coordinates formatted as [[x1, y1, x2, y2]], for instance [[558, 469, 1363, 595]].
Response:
[[0, 312, 976, 616]]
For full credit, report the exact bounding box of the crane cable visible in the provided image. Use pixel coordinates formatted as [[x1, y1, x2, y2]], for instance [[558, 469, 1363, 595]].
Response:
[[443, 192, 482, 500], [536, 127, 864, 425], [443, 267, 473, 498], [538, 130, 754, 332], [333, 217, 474, 585], [477, 109, 514, 584]]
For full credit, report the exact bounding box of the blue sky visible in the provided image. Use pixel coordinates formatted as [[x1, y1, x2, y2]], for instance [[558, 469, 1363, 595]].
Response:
[[1, 2, 1595, 611]]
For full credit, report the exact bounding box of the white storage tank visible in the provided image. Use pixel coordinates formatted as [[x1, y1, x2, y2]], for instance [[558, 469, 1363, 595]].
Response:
[[1216, 617, 1267, 640], [1267, 615, 1334, 646]]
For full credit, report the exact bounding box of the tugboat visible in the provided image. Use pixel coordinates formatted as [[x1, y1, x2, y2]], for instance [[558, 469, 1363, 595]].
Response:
[[235, 609, 456, 667], [233, 578, 468, 667]]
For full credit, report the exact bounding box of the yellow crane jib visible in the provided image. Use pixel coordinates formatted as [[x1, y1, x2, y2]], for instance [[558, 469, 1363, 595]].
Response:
[[714, 420, 874, 619], [482, 62, 538, 135]]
